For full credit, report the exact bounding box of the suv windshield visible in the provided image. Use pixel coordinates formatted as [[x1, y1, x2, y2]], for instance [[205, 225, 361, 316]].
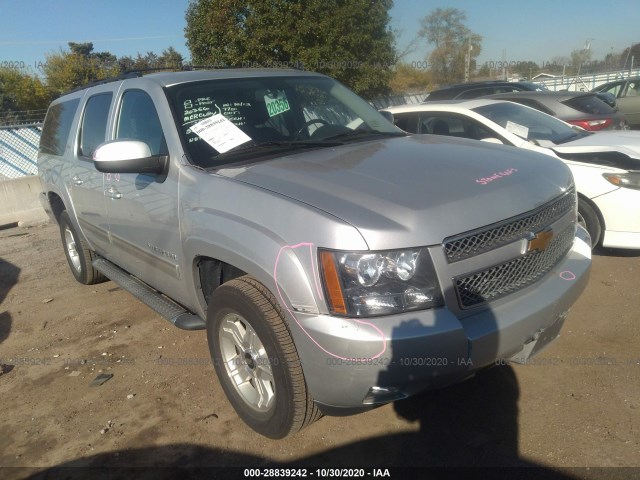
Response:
[[166, 75, 401, 167], [472, 102, 590, 144]]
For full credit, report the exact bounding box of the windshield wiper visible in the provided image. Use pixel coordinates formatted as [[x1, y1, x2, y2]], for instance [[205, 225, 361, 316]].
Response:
[[222, 139, 343, 155], [322, 130, 406, 141]]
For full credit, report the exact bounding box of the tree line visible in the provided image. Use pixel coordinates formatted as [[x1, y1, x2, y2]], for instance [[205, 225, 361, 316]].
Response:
[[0, 42, 185, 125], [1, 1, 638, 126]]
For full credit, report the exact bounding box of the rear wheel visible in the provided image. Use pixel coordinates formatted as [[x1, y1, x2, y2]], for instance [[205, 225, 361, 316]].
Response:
[[207, 275, 321, 438], [577, 199, 602, 249], [58, 211, 106, 285]]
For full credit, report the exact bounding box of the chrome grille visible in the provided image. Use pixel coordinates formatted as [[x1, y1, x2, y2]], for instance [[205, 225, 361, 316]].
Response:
[[454, 224, 576, 309], [444, 190, 575, 263]]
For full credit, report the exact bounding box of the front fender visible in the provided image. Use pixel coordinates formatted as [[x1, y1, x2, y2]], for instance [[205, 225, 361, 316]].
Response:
[[178, 166, 368, 322]]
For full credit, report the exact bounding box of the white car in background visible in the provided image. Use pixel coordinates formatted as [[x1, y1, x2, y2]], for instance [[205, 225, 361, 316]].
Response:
[[383, 99, 640, 250]]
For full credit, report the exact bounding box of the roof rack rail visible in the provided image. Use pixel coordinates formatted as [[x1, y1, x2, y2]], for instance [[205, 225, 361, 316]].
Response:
[[62, 62, 306, 95], [64, 71, 143, 95], [185, 62, 305, 71]]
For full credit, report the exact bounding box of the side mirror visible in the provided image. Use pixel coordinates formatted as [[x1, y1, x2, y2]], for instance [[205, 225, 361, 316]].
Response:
[[379, 110, 395, 124], [480, 137, 504, 144], [93, 140, 167, 175]]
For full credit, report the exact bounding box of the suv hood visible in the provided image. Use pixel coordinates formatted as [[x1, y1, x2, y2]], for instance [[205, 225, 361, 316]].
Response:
[[552, 131, 640, 159], [217, 135, 573, 250]]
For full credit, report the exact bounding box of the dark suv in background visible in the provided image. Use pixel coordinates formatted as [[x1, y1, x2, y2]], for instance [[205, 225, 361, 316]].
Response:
[[486, 91, 627, 131], [425, 80, 547, 101]]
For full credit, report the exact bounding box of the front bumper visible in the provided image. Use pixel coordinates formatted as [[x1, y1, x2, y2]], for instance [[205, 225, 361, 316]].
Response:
[[592, 187, 640, 249], [292, 226, 591, 410]]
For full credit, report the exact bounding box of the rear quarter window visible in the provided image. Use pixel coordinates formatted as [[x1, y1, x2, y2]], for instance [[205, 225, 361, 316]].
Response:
[[39, 98, 80, 156], [501, 98, 555, 116], [564, 95, 615, 114]]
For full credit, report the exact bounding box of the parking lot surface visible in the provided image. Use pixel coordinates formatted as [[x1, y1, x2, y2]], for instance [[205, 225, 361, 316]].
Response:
[[0, 223, 638, 478]]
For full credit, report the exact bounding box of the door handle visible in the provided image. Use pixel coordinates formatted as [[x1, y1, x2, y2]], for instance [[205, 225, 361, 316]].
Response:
[[71, 175, 83, 185], [105, 186, 122, 199]]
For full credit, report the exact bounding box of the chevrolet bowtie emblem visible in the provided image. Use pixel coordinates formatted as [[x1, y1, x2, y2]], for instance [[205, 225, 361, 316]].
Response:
[[527, 229, 554, 253]]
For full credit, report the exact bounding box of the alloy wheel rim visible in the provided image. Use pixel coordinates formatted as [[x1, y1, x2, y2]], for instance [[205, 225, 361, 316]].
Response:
[[219, 312, 276, 412], [64, 227, 81, 273]]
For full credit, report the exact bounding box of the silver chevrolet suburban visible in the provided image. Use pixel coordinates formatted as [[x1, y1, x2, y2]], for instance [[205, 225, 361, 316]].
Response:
[[37, 69, 591, 438]]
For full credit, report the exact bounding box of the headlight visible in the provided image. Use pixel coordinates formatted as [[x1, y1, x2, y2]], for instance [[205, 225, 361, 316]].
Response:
[[320, 248, 444, 317], [603, 172, 640, 190]]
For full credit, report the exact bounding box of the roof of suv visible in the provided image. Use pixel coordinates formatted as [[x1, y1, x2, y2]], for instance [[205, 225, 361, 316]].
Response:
[[61, 68, 321, 97], [135, 68, 321, 87]]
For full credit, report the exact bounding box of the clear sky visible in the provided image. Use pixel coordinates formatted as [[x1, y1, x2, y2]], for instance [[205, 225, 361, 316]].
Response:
[[0, 0, 638, 75]]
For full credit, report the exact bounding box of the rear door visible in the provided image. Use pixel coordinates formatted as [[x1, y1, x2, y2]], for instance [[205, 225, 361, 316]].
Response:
[[68, 88, 113, 253]]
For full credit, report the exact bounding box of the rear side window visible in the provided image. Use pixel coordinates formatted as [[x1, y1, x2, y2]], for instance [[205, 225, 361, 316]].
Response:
[[425, 89, 456, 101], [392, 112, 420, 133], [457, 88, 494, 99], [79, 93, 112, 157], [419, 114, 493, 140], [502, 98, 555, 116], [564, 95, 615, 114], [600, 82, 624, 97], [623, 81, 640, 97], [493, 86, 523, 94], [39, 98, 80, 156]]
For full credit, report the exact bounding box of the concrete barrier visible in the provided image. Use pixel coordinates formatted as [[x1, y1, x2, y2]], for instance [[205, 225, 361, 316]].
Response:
[[0, 176, 49, 227]]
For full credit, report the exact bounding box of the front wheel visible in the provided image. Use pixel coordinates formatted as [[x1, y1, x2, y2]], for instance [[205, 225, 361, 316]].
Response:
[[577, 199, 602, 249], [58, 211, 106, 285], [207, 276, 321, 438]]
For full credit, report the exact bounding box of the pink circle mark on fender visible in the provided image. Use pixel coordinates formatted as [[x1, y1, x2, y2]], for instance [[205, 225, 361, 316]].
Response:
[[559, 270, 576, 281], [274, 242, 387, 360]]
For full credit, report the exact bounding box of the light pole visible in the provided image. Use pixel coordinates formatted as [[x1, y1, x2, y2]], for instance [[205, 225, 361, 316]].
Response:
[[464, 37, 472, 82]]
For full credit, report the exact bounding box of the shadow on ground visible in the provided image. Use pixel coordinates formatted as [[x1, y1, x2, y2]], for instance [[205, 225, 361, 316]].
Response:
[[594, 246, 640, 258], [24, 367, 584, 480], [0, 256, 20, 375]]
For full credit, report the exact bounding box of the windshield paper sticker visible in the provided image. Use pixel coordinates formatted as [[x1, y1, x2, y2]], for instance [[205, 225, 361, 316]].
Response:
[[264, 91, 291, 117], [505, 120, 529, 139], [182, 98, 218, 126], [190, 114, 251, 153]]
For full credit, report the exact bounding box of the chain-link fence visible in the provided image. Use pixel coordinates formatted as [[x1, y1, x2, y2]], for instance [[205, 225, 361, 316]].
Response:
[[369, 93, 428, 110], [0, 109, 47, 128], [0, 125, 42, 180]]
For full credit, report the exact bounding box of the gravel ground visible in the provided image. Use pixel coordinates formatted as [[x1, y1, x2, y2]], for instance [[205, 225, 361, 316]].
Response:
[[0, 222, 638, 479]]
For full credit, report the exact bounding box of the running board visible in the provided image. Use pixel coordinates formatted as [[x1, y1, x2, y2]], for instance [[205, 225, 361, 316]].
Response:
[[92, 258, 206, 331]]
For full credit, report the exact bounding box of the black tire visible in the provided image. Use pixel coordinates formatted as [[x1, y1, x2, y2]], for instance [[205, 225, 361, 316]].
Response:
[[577, 199, 602, 249], [58, 211, 106, 285], [207, 275, 321, 438]]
